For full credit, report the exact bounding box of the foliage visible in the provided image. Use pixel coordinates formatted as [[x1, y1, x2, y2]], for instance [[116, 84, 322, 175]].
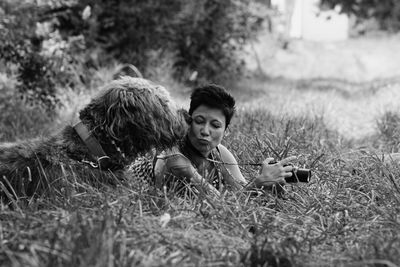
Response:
[[321, 0, 400, 32], [370, 111, 400, 152], [0, 73, 55, 142], [43, 0, 180, 70], [40, 0, 264, 84], [169, 0, 264, 85], [0, 96, 54, 142], [0, 1, 75, 111]]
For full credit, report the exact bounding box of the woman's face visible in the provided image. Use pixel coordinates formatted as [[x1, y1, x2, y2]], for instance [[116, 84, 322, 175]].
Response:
[[188, 104, 226, 157]]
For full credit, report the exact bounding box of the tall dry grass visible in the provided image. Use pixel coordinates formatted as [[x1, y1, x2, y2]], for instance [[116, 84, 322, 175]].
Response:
[[1, 71, 400, 266]]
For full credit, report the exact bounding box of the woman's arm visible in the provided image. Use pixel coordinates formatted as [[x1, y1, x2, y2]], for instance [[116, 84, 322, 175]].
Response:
[[217, 144, 247, 189], [154, 151, 220, 197], [218, 145, 296, 190]]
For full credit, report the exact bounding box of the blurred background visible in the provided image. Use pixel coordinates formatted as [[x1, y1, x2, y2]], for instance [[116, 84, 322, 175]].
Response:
[[1, 0, 400, 141]]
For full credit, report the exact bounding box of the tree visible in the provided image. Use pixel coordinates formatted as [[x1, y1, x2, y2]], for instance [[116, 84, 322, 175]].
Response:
[[320, 0, 400, 32]]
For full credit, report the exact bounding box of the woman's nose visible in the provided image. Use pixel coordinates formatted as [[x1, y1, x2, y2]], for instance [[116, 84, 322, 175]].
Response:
[[200, 124, 210, 136]]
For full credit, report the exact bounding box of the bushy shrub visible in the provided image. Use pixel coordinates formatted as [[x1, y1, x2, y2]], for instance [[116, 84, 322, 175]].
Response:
[[41, 0, 264, 85], [0, 1, 77, 112], [170, 0, 264, 85]]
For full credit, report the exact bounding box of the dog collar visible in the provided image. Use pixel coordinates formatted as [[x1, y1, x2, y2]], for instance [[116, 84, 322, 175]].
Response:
[[73, 121, 111, 170]]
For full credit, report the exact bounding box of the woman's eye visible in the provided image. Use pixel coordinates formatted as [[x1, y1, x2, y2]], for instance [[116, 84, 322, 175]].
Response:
[[211, 122, 222, 128], [193, 117, 204, 124]]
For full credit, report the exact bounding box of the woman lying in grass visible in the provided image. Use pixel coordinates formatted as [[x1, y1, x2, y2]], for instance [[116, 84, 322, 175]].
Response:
[[153, 84, 297, 196]]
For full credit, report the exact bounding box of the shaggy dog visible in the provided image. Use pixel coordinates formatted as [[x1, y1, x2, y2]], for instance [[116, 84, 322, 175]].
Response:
[[0, 76, 186, 203]]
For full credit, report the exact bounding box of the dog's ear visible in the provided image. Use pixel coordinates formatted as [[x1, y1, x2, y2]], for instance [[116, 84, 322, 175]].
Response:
[[113, 64, 143, 80], [178, 109, 192, 124], [103, 88, 136, 140]]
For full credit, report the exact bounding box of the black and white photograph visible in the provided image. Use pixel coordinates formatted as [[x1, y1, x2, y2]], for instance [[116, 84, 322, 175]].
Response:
[[1, 0, 400, 266]]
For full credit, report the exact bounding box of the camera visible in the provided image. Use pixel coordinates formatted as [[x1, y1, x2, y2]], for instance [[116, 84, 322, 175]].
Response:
[[284, 166, 311, 183], [269, 161, 311, 183]]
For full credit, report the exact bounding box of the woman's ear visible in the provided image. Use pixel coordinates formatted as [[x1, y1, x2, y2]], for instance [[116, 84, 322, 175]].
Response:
[[224, 127, 230, 137]]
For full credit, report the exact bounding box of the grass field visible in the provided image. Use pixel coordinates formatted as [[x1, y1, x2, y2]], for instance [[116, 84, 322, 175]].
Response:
[[243, 33, 400, 140], [1, 36, 400, 267]]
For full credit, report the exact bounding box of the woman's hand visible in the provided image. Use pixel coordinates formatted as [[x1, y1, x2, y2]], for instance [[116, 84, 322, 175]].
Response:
[[254, 156, 297, 188]]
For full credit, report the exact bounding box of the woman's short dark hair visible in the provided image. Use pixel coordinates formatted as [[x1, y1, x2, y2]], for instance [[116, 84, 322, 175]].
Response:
[[189, 84, 236, 128]]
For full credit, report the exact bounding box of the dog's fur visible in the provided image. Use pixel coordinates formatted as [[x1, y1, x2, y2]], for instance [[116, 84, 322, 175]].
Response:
[[0, 76, 186, 202]]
